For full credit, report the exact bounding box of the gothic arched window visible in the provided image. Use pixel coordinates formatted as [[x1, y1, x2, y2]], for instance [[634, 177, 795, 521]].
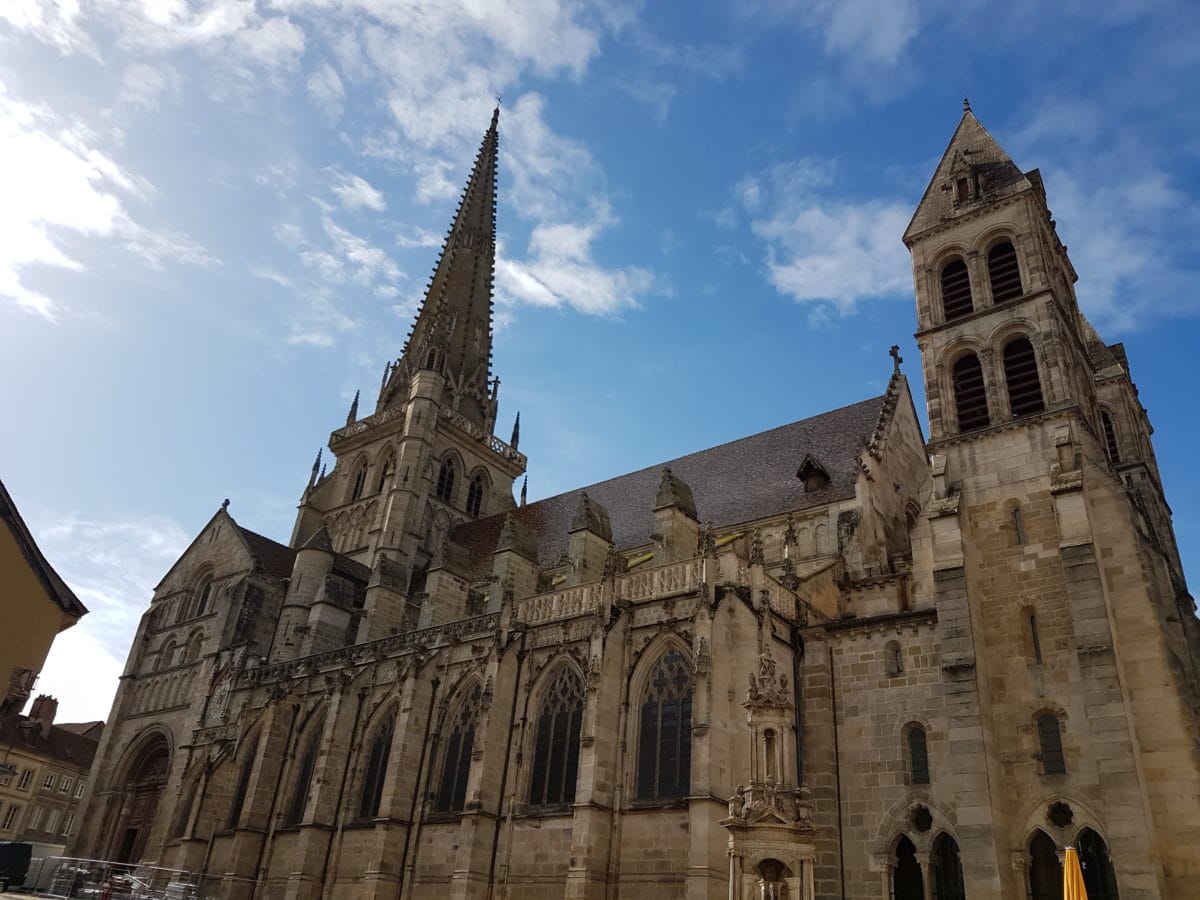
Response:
[[952, 353, 990, 432], [940, 258, 973, 321], [227, 735, 259, 829], [528, 667, 584, 807], [436, 457, 457, 503], [350, 459, 369, 502], [907, 724, 930, 784], [1037, 713, 1066, 774], [358, 714, 395, 820], [466, 473, 486, 518], [284, 726, 322, 825], [893, 835, 924, 900], [987, 240, 1023, 302], [1101, 411, 1121, 464], [376, 451, 396, 493], [1078, 827, 1119, 900], [1003, 337, 1045, 418], [930, 832, 966, 900], [193, 577, 213, 618], [1028, 830, 1061, 900], [436, 685, 481, 813], [635, 647, 693, 802]]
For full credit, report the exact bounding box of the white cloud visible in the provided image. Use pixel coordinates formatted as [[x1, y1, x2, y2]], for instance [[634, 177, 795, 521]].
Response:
[[329, 168, 385, 211], [497, 216, 654, 316], [30, 511, 190, 723], [749, 0, 919, 67], [117, 62, 181, 112], [0, 0, 96, 56], [306, 61, 344, 121]]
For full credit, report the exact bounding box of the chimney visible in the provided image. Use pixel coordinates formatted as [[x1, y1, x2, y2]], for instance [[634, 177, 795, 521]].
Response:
[[29, 694, 57, 739]]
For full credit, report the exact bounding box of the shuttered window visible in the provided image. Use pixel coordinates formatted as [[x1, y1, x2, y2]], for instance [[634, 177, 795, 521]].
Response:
[[952, 354, 989, 432], [528, 667, 584, 807], [636, 648, 693, 801], [987, 241, 1022, 302], [940, 259, 973, 321], [436, 686, 481, 813], [1003, 338, 1045, 418]]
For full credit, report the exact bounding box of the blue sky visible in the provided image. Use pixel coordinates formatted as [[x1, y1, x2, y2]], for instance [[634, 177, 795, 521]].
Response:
[[3, 0, 1200, 722]]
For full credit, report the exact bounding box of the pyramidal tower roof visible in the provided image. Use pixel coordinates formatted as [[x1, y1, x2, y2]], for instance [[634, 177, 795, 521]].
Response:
[[903, 103, 1033, 244], [380, 108, 499, 425]]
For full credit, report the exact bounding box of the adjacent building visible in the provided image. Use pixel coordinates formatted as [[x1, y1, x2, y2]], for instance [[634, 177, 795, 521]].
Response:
[[72, 107, 1200, 899]]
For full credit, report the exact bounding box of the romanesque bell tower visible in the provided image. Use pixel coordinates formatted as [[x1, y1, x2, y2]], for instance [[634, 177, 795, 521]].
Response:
[[905, 102, 1200, 897]]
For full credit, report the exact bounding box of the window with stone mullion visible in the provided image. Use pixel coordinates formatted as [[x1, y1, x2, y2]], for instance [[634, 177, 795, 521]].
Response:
[[636, 649, 693, 802], [436, 686, 481, 813], [358, 721, 394, 819], [528, 668, 584, 807]]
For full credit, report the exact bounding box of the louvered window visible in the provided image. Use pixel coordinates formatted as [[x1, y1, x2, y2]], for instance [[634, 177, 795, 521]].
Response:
[[466, 474, 485, 517], [907, 726, 930, 784], [1003, 338, 1045, 418], [358, 717, 394, 819], [636, 648, 693, 801], [436, 458, 456, 502], [952, 354, 989, 432], [1037, 714, 1066, 774], [1102, 411, 1121, 464], [528, 667, 584, 807], [940, 258, 973, 321], [285, 731, 321, 825], [436, 685, 481, 813], [987, 240, 1022, 302]]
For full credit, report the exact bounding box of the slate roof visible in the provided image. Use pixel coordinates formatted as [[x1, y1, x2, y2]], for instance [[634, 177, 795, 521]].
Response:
[[0, 715, 101, 770], [0, 478, 87, 619], [452, 395, 886, 578], [237, 526, 298, 580]]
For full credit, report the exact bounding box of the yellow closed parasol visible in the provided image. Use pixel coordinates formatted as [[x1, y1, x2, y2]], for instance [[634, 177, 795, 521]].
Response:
[[1063, 845, 1088, 900]]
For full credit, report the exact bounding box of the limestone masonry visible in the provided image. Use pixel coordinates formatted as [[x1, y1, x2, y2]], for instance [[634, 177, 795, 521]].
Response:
[[71, 106, 1200, 899]]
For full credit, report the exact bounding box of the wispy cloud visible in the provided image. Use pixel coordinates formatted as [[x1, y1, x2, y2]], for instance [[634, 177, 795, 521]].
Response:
[[329, 168, 386, 211], [306, 61, 344, 122]]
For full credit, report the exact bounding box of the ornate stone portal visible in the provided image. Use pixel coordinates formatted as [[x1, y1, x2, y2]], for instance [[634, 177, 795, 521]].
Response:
[[722, 653, 816, 900]]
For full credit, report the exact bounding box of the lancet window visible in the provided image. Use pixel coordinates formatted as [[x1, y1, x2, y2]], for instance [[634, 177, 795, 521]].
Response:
[[436, 685, 481, 813], [636, 647, 693, 802], [284, 725, 322, 825], [528, 667, 584, 807], [377, 451, 396, 493], [1003, 337, 1045, 418], [907, 724, 930, 784], [1037, 713, 1066, 774], [466, 473, 486, 517], [358, 714, 395, 820], [436, 457, 457, 503]]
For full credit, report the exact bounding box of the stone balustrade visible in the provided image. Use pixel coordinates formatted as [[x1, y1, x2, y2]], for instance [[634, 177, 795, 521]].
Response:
[[615, 557, 704, 602], [439, 406, 527, 467], [329, 405, 406, 448]]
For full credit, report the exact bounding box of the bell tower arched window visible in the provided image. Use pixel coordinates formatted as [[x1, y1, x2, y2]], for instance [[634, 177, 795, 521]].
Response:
[[906, 724, 930, 784], [1037, 713, 1066, 774], [466, 473, 485, 517], [940, 258, 973, 321], [358, 714, 395, 820], [528, 667, 584, 807], [1003, 337, 1045, 418], [636, 647, 693, 802], [436, 457, 456, 503], [952, 353, 989, 432], [436, 685, 481, 813], [350, 460, 368, 502], [987, 240, 1022, 302]]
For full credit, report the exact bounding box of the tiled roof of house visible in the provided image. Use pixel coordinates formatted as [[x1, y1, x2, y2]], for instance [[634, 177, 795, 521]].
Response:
[[451, 394, 885, 578], [237, 526, 298, 580], [0, 478, 87, 619], [0, 715, 102, 771]]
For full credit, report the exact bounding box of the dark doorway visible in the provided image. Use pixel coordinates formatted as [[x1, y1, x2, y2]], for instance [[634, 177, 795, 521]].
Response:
[[113, 736, 170, 864], [893, 836, 924, 900], [1029, 830, 1062, 900], [931, 832, 965, 900], [1078, 828, 1119, 900]]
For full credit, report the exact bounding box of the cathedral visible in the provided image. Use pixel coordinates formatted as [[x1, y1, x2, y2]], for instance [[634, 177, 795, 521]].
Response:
[[72, 105, 1200, 900]]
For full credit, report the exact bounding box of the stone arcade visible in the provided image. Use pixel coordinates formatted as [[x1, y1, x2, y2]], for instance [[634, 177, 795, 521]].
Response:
[[73, 106, 1200, 899]]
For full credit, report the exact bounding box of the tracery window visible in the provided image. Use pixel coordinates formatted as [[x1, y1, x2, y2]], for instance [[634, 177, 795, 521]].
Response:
[[436, 457, 457, 503], [358, 714, 395, 820], [466, 473, 486, 517], [987, 240, 1023, 302], [350, 460, 369, 502], [940, 258, 973, 321], [284, 726, 322, 825], [1037, 713, 1066, 775], [952, 353, 989, 431], [528, 667, 584, 807], [436, 685, 481, 813], [1003, 337, 1045, 418], [635, 647, 693, 802], [377, 451, 396, 493], [907, 724, 930, 784], [227, 735, 259, 829]]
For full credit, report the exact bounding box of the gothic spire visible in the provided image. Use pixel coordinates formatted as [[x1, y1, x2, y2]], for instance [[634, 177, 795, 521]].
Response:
[[381, 108, 500, 427]]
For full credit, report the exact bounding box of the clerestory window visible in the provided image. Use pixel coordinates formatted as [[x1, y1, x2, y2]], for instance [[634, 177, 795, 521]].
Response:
[[636, 648, 693, 802], [528, 667, 584, 807]]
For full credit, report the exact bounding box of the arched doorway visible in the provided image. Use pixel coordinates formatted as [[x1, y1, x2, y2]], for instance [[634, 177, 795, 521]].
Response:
[[1029, 830, 1062, 900], [931, 832, 965, 900], [114, 735, 170, 863], [1077, 828, 1119, 899], [893, 836, 923, 900], [755, 858, 792, 900]]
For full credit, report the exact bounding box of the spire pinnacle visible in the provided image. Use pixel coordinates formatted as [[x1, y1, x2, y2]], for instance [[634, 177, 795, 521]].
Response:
[[520, 475, 528, 507], [511, 411, 520, 450], [381, 109, 500, 428], [308, 448, 322, 490], [963, 96, 971, 113], [346, 390, 359, 426]]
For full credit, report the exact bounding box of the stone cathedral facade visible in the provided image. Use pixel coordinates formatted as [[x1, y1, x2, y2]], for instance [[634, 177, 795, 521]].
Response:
[[73, 107, 1200, 900]]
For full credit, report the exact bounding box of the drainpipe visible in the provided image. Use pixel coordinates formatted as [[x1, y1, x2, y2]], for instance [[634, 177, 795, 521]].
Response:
[[397, 675, 440, 900], [486, 630, 528, 898], [320, 686, 368, 897]]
